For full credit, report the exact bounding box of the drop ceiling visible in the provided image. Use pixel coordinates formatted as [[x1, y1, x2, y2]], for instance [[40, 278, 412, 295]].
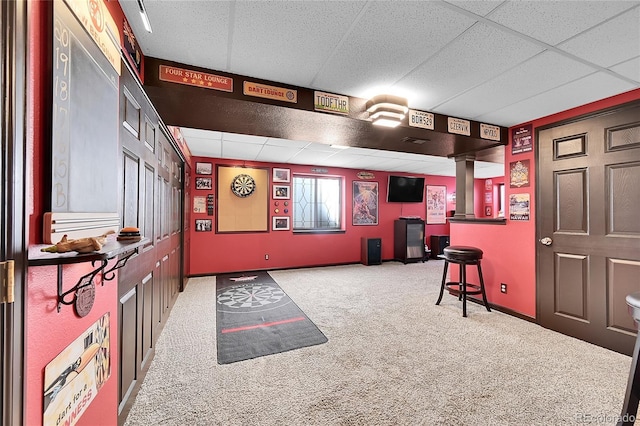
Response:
[[118, 0, 640, 178]]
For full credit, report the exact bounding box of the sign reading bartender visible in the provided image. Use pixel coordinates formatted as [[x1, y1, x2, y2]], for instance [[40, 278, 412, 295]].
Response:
[[43, 313, 111, 426]]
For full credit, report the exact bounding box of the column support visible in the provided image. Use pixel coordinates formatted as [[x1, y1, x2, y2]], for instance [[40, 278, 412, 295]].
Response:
[[454, 154, 475, 218]]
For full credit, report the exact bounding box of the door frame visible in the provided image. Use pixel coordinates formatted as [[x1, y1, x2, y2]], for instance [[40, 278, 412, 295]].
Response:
[[1, 0, 27, 424]]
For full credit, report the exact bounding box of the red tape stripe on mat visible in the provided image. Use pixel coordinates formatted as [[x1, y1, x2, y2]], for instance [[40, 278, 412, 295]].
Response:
[[221, 316, 306, 334]]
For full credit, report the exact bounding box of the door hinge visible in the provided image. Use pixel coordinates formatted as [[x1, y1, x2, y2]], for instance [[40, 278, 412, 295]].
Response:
[[0, 260, 15, 304]]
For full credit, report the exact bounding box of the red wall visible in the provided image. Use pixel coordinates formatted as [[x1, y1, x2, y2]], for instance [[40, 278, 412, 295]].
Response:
[[451, 87, 640, 318], [189, 157, 458, 275], [25, 1, 131, 424]]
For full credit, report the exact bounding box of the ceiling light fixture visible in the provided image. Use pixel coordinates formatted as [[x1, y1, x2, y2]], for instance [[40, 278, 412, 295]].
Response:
[[137, 0, 153, 33], [365, 94, 409, 128]]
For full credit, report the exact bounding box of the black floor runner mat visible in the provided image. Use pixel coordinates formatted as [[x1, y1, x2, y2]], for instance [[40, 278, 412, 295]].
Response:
[[216, 271, 327, 364]]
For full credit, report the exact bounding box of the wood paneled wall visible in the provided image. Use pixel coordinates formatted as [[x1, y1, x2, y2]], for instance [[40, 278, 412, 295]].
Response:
[[117, 63, 183, 424]]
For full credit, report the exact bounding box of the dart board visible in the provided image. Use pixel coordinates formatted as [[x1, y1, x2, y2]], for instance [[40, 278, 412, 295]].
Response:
[[217, 284, 286, 309], [231, 174, 256, 198]]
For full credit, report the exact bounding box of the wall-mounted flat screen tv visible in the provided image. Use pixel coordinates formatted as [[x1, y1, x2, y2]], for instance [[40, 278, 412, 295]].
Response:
[[387, 175, 425, 203]]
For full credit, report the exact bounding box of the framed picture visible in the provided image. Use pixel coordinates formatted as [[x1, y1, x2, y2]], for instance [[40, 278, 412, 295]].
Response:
[[272, 216, 290, 231], [352, 181, 378, 225], [195, 219, 212, 232], [195, 162, 212, 175], [195, 177, 212, 190], [272, 168, 290, 183], [426, 185, 447, 224], [273, 185, 290, 199], [193, 196, 206, 213]]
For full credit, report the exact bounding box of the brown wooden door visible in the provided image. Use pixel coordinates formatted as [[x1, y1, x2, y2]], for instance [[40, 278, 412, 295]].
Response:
[[537, 101, 640, 356]]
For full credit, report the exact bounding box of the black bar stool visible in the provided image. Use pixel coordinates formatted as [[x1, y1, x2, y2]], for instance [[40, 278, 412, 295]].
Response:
[[617, 292, 640, 426], [435, 245, 491, 317]]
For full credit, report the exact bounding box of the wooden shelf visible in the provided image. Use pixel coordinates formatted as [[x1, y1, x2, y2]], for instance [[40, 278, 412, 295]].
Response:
[[28, 237, 149, 315], [28, 238, 148, 266]]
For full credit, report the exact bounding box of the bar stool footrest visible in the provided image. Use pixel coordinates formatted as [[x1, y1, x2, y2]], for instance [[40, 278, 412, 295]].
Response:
[[444, 281, 483, 296]]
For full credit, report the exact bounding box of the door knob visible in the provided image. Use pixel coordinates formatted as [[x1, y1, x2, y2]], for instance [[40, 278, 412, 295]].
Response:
[[540, 237, 553, 246]]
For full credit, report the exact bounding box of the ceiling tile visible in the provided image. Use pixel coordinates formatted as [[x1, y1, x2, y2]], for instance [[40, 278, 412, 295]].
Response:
[[230, 2, 364, 87], [185, 137, 222, 158], [181, 128, 222, 141], [435, 51, 595, 119], [222, 133, 268, 144], [486, 1, 636, 46], [445, 1, 503, 17], [255, 145, 304, 163], [313, 1, 476, 99], [395, 22, 544, 110], [476, 71, 638, 126], [122, 1, 232, 71], [557, 7, 640, 68], [264, 138, 312, 149], [610, 56, 640, 82], [221, 141, 263, 160], [287, 149, 341, 165]]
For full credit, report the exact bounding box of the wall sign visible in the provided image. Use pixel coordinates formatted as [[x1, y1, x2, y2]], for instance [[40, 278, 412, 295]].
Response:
[[314, 91, 349, 115], [64, 0, 121, 74], [447, 117, 471, 136], [122, 18, 141, 74], [159, 65, 233, 92], [43, 313, 111, 426], [480, 123, 501, 141], [408, 110, 434, 130], [357, 171, 375, 179], [510, 160, 530, 188], [512, 124, 533, 154], [243, 81, 297, 103], [509, 193, 530, 221]]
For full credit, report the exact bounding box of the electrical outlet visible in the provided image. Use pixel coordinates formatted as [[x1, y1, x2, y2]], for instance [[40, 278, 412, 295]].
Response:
[[265, 254, 269, 260], [501, 283, 507, 294]]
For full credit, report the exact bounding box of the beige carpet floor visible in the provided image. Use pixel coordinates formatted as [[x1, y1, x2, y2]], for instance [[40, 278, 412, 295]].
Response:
[[124, 261, 631, 425]]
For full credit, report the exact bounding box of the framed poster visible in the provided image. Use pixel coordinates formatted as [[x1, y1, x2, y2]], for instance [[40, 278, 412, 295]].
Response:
[[195, 219, 212, 231], [272, 216, 290, 231], [352, 181, 378, 225], [195, 177, 212, 190], [273, 185, 290, 199], [512, 124, 533, 154], [195, 162, 212, 175], [43, 313, 111, 426], [193, 196, 206, 213], [426, 185, 446, 224], [510, 159, 531, 188], [272, 168, 290, 183], [509, 193, 530, 221]]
